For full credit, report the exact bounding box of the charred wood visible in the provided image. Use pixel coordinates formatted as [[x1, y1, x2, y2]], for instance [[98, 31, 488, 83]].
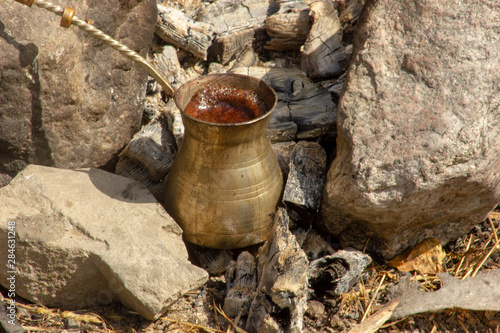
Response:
[[186, 242, 234, 275], [230, 66, 336, 142], [197, 0, 278, 33], [283, 141, 327, 226], [153, 45, 187, 91], [265, 2, 311, 51], [301, 1, 348, 79], [155, 4, 215, 60], [272, 141, 297, 184], [115, 117, 177, 200], [339, 0, 367, 25], [208, 26, 266, 65], [309, 250, 371, 298], [246, 208, 308, 333], [224, 252, 258, 318], [198, 0, 278, 64], [301, 229, 335, 261]]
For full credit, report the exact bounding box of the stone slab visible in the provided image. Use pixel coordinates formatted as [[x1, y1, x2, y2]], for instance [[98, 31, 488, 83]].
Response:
[[0, 165, 208, 320]]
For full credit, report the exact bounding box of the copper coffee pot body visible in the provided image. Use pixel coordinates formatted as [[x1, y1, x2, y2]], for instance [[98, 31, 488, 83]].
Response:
[[163, 74, 283, 249]]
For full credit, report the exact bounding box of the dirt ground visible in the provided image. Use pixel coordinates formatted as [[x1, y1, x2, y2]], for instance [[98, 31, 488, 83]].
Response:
[[3, 207, 499, 333]]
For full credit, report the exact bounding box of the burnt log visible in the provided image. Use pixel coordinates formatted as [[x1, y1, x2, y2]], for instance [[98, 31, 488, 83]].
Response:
[[301, 229, 335, 261], [115, 117, 177, 200], [230, 46, 260, 69], [153, 45, 187, 91], [283, 141, 327, 225], [230, 66, 336, 142], [265, 1, 311, 51], [186, 243, 234, 275], [208, 26, 269, 65], [272, 141, 297, 183], [224, 252, 258, 319], [246, 208, 309, 333], [197, 0, 278, 33], [155, 4, 215, 60], [221, 208, 310, 332], [339, 0, 367, 25], [309, 250, 371, 298], [198, 0, 279, 64], [301, 1, 348, 79]]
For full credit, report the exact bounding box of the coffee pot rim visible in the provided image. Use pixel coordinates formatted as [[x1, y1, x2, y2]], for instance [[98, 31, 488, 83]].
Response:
[[173, 73, 278, 127]]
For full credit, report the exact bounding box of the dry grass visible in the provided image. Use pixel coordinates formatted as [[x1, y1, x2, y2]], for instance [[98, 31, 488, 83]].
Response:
[[3, 209, 500, 333], [8, 300, 225, 333], [338, 208, 500, 333]]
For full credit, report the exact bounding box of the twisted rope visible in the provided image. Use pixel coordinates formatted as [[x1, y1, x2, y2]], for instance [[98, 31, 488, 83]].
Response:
[[32, 0, 174, 96]]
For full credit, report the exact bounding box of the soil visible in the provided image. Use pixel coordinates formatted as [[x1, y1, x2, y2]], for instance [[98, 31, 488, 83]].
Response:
[[3, 209, 499, 333]]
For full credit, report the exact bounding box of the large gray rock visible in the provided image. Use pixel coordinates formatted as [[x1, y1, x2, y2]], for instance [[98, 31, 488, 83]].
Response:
[[320, 0, 500, 258], [0, 165, 208, 320], [0, 0, 157, 187]]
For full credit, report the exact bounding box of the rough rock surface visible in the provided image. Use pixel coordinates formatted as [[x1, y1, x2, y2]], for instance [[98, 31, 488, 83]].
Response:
[[0, 0, 157, 187], [320, 0, 500, 258], [0, 165, 208, 320]]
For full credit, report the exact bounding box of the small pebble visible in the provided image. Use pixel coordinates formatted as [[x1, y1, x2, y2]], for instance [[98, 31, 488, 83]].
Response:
[[306, 300, 325, 319]]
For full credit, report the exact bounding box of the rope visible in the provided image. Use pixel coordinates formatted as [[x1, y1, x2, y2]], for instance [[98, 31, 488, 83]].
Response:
[[31, 0, 175, 96]]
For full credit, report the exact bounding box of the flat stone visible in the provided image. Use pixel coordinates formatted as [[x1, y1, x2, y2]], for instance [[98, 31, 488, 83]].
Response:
[[320, 0, 500, 258], [0, 165, 208, 320], [0, 0, 157, 186]]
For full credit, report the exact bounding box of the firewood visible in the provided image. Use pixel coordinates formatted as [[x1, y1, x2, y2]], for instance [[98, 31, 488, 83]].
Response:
[[153, 45, 187, 91], [230, 46, 259, 69], [283, 141, 327, 226], [224, 252, 257, 318], [339, 0, 367, 25], [265, 1, 311, 51], [197, 0, 278, 33], [115, 117, 177, 200], [301, 0, 347, 79], [301, 229, 335, 261], [186, 243, 234, 275], [246, 208, 309, 333], [220, 209, 309, 332], [230, 66, 336, 142], [198, 0, 279, 64], [272, 141, 297, 183], [176, 0, 202, 11], [309, 250, 372, 297], [269, 103, 298, 143], [208, 26, 265, 65], [155, 4, 215, 60]]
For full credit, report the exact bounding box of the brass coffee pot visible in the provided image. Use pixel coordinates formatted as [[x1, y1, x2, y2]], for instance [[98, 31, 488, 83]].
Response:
[[163, 74, 283, 249]]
